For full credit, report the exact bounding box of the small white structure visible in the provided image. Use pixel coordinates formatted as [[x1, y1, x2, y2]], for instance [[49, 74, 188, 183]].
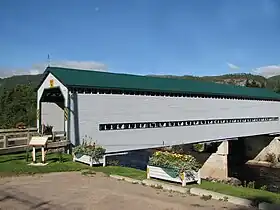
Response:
[[73, 153, 103, 167], [147, 165, 201, 186], [28, 136, 48, 164], [73, 152, 129, 167], [36, 67, 280, 154]]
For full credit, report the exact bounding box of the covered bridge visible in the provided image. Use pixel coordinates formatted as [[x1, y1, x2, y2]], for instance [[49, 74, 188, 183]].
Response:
[[37, 67, 280, 153]]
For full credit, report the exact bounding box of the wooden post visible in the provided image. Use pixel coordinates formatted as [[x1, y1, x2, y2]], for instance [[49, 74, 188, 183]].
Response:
[[3, 135, 8, 148], [102, 155, 106, 167], [32, 146, 36, 163], [89, 156, 93, 167], [41, 146, 45, 163], [182, 172, 186, 187], [27, 132, 30, 145], [197, 169, 201, 185], [147, 166, 150, 179]]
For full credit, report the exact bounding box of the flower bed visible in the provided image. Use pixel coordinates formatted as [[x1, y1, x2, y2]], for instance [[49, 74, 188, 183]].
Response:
[[147, 151, 201, 186], [72, 140, 106, 167]]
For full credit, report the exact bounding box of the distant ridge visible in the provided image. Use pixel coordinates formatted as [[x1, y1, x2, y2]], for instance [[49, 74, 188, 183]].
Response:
[[0, 71, 279, 92]]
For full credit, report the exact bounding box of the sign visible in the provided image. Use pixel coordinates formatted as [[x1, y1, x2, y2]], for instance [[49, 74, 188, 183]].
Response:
[[49, 79, 54, 88], [29, 136, 48, 146], [36, 109, 40, 120], [64, 107, 69, 121], [29, 136, 49, 164]]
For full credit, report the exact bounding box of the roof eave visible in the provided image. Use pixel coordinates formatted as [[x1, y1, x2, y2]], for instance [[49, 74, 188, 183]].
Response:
[[66, 84, 280, 101]]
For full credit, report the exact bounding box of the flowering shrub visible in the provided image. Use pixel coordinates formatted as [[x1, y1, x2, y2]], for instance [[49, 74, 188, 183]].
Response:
[[148, 151, 201, 174], [193, 143, 205, 152], [42, 124, 53, 135], [73, 137, 106, 161]]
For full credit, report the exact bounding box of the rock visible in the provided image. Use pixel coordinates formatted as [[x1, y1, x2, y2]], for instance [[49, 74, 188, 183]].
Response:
[[227, 177, 242, 186], [204, 177, 242, 186]]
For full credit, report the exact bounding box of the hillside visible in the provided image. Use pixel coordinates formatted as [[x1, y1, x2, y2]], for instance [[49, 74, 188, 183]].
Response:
[[0, 72, 278, 91], [0, 74, 43, 90], [149, 73, 267, 85]]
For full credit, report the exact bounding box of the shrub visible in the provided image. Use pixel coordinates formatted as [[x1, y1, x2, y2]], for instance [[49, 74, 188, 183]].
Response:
[[73, 137, 106, 161], [16, 122, 26, 129], [148, 151, 201, 177], [193, 143, 205, 152], [247, 181, 255, 189], [265, 153, 277, 163], [171, 145, 184, 154], [260, 185, 268, 191], [42, 124, 53, 135]]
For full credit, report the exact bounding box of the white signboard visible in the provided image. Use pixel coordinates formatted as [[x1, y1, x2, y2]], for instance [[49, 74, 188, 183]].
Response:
[[29, 136, 48, 146]]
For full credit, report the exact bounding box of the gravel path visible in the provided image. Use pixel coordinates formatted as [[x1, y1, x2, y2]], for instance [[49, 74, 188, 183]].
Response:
[[0, 172, 256, 210]]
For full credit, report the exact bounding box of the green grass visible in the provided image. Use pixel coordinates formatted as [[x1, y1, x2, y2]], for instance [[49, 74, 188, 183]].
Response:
[[0, 152, 89, 176], [194, 180, 280, 204], [0, 152, 146, 180], [149, 178, 280, 204], [91, 166, 146, 180]]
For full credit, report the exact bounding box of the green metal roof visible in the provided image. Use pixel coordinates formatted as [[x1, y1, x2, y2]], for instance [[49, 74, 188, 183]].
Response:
[[45, 67, 280, 101]]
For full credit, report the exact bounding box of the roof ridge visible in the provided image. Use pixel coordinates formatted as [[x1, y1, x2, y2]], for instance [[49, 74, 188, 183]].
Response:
[[46, 66, 247, 88], [47, 66, 149, 78], [44, 66, 280, 100]]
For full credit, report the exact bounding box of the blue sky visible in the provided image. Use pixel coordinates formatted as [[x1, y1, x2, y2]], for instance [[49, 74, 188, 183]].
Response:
[[1, 0, 280, 77]]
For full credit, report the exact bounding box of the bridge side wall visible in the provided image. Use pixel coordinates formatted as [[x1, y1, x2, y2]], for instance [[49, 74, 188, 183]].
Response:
[[69, 93, 280, 153]]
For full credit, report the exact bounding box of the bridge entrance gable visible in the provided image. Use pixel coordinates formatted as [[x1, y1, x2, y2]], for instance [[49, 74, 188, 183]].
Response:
[[37, 73, 69, 138]]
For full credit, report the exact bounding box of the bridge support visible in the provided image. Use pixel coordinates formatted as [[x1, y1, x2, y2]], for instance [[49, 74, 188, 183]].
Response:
[[200, 141, 229, 180]]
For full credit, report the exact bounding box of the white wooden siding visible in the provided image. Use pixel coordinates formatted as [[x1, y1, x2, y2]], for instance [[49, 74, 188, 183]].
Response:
[[69, 94, 280, 153]]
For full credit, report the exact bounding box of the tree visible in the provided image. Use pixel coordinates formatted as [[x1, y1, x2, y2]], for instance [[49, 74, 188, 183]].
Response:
[[245, 79, 251, 87], [0, 84, 36, 129], [274, 82, 280, 93], [245, 79, 263, 88]]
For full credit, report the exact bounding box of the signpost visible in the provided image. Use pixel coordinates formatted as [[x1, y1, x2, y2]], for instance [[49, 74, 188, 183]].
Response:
[[28, 136, 48, 164]]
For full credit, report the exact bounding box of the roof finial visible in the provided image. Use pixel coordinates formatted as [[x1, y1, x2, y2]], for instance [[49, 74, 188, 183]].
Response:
[[47, 54, 51, 67]]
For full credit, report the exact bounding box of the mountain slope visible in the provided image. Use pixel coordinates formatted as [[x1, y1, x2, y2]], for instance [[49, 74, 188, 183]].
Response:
[[148, 73, 267, 87], [0, 72, 277, 91], [0, 74, 43, 90]]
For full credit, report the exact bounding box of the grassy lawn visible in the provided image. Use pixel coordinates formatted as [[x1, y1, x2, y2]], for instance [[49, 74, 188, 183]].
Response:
[[0, 152, 146, 180], [0, 152, 89, 176], [92, 166, 146, 180], [151, 178, 280, 204], [194, 180, 280, 204]]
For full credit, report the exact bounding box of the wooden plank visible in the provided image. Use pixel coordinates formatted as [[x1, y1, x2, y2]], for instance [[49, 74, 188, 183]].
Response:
[[3, 135, 7, 148], [52, 131, 65, 141], [1, 133, 38, 139], [8, 137, 28, 142], [53, 131, 65, 135], [0, 128, 37, 134]]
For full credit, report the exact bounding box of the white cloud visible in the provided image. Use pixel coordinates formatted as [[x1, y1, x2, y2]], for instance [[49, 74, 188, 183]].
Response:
[[50, 60, 107, 71], [227, 62, 240, 70], [0, 60, 108, 78], [252, 65, 280, 78]]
